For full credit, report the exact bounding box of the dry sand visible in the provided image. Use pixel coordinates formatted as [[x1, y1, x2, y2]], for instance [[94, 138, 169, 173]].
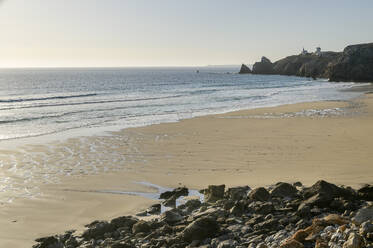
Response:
[[0, 93, 373, 247]]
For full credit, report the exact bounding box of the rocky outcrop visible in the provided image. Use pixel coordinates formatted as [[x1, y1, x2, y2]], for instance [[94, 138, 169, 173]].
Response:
[[239, 64, 252, 74], [248, 42, 373, 82], [33, 181, 373, 248], [273, 52, 340, 78], [327, 43, 373, 82], [252, 56, 275, 74]]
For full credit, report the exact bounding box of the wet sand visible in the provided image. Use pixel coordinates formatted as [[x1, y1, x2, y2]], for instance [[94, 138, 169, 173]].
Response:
[[1, 93, 373, 247]]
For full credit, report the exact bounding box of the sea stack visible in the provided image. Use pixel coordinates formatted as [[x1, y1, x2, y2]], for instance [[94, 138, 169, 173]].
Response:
[[239, 64, 252, 74]]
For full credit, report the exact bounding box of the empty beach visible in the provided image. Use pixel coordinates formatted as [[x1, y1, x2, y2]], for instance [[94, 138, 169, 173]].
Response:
[[0, 91, 372, 247]]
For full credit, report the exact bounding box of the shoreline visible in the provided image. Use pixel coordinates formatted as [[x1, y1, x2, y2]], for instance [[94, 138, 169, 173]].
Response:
[[0, 81, 367, 151], [0, 90, 372, 247]]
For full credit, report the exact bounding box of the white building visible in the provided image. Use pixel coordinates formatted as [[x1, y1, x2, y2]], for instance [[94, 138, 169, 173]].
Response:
[[315, 47, 322, 56], [301, 48, 308, 55]]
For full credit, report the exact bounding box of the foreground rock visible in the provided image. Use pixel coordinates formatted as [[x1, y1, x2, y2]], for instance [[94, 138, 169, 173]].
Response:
[[33, 181, 373, 248], [249, 42, 373, 82]]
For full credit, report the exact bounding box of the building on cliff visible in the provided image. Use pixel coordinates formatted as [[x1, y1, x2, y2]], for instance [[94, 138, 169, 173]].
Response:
[[315, 47, 322, 56], [301, 48, 308, 55]]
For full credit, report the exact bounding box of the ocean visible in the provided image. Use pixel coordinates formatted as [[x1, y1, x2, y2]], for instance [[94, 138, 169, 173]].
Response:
[[0, 67, 362, 141]]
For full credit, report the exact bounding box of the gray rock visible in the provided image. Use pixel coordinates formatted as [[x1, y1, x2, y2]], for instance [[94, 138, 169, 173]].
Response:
[[132, 220, 151, 234], [302, 180, 353, 199], [204, 185, 225, 203], [163, 194, 177, 207], [357, 185, 373, 201], [161, 209, 184, 224], [182, 216, 219, 242], [353, 205, 373, 224], [82, 221, 115, 240], [249, 187, 270, 202], [239, 64, 252, 74], [147, 203, 161, 215], [270, 182, 298, 198], [360, 221, 373, 236], [33, 236, 63, 248], [226, 186, 249, 201], [160, 187, 189, 200]]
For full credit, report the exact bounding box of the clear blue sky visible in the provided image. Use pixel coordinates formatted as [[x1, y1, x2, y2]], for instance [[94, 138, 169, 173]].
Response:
[[0, 0, 372, 67]]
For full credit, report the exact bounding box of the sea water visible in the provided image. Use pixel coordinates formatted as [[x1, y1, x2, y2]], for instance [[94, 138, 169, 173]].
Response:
[[0, 67, 361, 141]]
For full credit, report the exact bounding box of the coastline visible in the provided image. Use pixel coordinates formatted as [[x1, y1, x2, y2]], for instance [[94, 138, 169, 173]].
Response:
[[0, 89, 373, 247]]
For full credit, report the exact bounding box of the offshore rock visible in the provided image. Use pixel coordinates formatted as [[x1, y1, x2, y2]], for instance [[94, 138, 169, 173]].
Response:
[[239, 64, 252, 74]]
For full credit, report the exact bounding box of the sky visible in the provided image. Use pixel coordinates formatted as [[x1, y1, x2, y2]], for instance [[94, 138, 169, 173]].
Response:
[[0, 0, 372, 68]]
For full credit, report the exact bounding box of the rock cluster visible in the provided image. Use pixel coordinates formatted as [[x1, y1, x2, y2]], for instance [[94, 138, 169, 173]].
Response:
[[33, 180, 373, 248], [240, 42, 373, 82]]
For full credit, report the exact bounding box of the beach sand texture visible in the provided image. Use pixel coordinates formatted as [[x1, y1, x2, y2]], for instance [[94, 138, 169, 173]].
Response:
[[0, 93, 372, 247]]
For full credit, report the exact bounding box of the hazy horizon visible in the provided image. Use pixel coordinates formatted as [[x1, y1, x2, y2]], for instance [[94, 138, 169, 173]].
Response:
[[1, 0, 373, 68]]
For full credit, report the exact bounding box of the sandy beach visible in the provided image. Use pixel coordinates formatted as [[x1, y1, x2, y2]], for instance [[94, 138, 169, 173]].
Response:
[[1, 92, 373, 247]]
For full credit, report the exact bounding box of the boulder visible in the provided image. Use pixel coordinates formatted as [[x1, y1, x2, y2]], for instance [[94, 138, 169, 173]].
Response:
[[82, 221, 116, 239], [147, 203, 161, 215], [239, 64, 252, 74], [132, 220, 151, 234], [302, 180, 353, 200], [110, 216, 137, 229], [352, 205, 373, 224], [160, 187, 188, 200], [225, 186, 249, 201], [34, 236, 63, 248], [357, 184, 373, 201], [270, 182, 298, 198], [163, 195, 177, 207], [181, 216, 219, 242], [204, 185, 225, 203], [360, 221, 373, 236], [161, 209, 184, 224], [249, 187, 270, 202], [301, 192, 333, 208]]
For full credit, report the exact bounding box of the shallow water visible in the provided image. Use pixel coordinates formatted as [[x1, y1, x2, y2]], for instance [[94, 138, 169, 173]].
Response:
[[0, 67, 362, 141]]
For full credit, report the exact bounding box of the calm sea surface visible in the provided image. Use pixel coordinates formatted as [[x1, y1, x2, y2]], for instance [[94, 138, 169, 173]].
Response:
[[0, 67, 361, 142]]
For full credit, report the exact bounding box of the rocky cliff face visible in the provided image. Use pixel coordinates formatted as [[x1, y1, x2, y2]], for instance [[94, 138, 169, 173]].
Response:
[[252, 56, 275, 74], [244, 42, 373, 83], [273, 52, 340, 78], [327, 43, 373, 82]]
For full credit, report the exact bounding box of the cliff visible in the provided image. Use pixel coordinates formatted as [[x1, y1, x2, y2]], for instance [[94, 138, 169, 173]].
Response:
[[241, 42, 373, 82], [327, 43, 373, 82]]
